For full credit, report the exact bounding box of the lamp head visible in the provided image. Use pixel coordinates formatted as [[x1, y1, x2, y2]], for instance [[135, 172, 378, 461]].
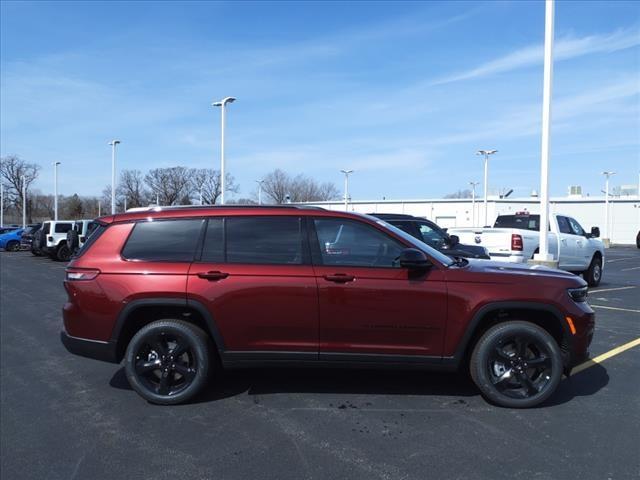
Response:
[[212, 97, 236, 107]]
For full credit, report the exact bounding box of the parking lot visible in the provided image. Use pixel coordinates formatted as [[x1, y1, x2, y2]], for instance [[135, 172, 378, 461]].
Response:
[[1, 247, 638, 480]]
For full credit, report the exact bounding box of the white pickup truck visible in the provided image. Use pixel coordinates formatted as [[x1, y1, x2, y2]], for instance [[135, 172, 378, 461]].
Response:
[[449, 212, 605, 286]]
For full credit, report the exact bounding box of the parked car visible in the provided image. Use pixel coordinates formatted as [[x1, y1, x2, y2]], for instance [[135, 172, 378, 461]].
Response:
[[449, 212, 605, 286], [61, 205, 594, 408], [0, 228, 24, 251], [66, 220, 98, 256], [371, 213, 490, 259], [20, 223, 42, 251], [0, 226, 20, 235], [39, 220, 75, 261]]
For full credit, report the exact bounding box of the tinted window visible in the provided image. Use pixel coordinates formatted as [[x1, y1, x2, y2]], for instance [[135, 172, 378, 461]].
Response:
[[122, 219, 204, 262], [557, 216, 572, 234], [567, 217, 585, 236], [494, 215, 540, 231], [388, 221, 417, 237], [201, 218, 224, 262], [55, 223, 73, 233], [417, 222, 446, 249], [226, 217, 303, 265], [314, 218, 404, 268]]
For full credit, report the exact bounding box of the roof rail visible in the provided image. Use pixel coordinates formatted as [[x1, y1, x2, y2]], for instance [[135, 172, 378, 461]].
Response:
[[124, 204, 326, 213]]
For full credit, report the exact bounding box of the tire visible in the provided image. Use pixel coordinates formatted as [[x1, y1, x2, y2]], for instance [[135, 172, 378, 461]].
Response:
[[470, 321, 563, 408], [56, 243, 72, 262], [124, 320, 212, 405], [583, 254, 602, 287], [5, 240, 20, 252], [67, 230, 80, 253]]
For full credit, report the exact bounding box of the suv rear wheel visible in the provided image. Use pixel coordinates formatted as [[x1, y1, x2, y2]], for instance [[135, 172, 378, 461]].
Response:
[[470, 321, 563, 408], [125, 320, 212, 405]]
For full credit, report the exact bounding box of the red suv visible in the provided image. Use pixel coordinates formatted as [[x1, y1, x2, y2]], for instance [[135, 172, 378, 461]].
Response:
[[61, 206, 594, 408]]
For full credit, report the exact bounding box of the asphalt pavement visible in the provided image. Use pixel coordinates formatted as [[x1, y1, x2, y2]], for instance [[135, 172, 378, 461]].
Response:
[[1, 247, 639, 480]]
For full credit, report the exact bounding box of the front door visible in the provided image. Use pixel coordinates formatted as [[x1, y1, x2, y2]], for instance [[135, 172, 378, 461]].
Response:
[[187, 216, 319, 354], [310, 217, 447, 358]]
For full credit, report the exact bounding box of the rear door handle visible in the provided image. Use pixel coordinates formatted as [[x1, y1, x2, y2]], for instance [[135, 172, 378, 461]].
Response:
[[323, 274, 355, 283], [197, 271, 229, 281]]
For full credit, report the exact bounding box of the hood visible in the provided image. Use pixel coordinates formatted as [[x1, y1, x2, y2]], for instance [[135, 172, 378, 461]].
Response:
[[449, 258, 586, 286]]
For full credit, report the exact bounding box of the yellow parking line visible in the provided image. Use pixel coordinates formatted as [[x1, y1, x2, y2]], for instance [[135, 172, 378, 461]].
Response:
[[590, 286, 636, 293], [572, 337, 640, 375], [591, 304, 640, 313]]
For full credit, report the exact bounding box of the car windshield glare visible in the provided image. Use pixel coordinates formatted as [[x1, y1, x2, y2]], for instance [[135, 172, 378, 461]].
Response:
[[365, 215, 454, 267]]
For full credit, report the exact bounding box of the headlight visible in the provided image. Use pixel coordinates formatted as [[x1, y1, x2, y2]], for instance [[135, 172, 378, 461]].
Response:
[[568, 286, 588, 303]]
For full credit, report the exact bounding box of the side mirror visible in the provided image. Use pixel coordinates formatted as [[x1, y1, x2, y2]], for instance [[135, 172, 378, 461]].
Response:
[[442, 228, 448, 233], [590, 227, 600, 238], [449, 234, 460, 246], [398, 248, 431, 270]]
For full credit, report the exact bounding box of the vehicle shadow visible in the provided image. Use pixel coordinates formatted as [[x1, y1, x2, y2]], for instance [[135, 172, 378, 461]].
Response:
[[110, 362, 609, 407]]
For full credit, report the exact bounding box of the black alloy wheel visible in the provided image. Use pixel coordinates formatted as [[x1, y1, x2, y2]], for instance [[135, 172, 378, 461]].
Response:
[[5, 240, 20, 252], [470, 321, 563, 408], [125, 320, 211, 405]]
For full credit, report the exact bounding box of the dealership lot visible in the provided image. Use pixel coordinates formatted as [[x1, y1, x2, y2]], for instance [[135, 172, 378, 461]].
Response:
[[1, 248, 639, 480]]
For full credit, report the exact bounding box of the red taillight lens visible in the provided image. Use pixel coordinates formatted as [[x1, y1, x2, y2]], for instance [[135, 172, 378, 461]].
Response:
[[511, 234, 523, 251], [66, 268, 100, 281]]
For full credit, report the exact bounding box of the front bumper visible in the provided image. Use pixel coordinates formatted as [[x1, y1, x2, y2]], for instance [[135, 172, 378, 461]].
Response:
[[60, 331, 119, 363]]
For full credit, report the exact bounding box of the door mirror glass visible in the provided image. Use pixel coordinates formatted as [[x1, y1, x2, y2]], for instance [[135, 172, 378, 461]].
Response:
[[398, 248, 431, 269], [590, 226, 600, 238]]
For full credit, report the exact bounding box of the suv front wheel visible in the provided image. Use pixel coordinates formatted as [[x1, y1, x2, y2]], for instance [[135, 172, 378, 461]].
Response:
[[470, 321, 563, 408], [125, 320, 212, 405]]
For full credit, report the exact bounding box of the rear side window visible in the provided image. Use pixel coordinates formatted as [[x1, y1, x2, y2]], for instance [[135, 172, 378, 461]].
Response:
[[122, 219, 204, 262], [226, 217, 303, 265], [55, 223, 73, 233], [494, 215, 540, 231]]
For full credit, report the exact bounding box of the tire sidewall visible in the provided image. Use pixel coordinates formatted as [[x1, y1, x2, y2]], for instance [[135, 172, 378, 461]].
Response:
[[124, 320, 210, 405], [6, 240, 19, 252], [56, 243, 71, 262], [471, 321, 563, 408], [585, 255, 602, 287]]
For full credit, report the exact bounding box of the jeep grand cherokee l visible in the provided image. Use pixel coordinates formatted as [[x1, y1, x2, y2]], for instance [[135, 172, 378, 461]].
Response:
[[61, 206, 594, 408]]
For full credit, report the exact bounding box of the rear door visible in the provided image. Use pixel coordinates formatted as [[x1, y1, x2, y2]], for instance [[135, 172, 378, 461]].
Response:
[[187, 216, 319, 355]]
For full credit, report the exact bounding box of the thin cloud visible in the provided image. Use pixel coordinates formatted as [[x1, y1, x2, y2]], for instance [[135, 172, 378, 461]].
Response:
[[432, 27, 640, 85]]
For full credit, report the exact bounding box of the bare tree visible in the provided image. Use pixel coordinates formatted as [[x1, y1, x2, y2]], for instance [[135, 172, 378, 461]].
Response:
[[190, 169, 239, 205], [119, 169, 149, 208], [0, 155, 40, 221], [63, 194, 85, 218], [261, 169, 340, 204], [144, 167, 194, 206], [444, 189, 472, 199]]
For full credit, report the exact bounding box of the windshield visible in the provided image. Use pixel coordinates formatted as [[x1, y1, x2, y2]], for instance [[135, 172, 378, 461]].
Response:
[[364, 215, 454, 267]]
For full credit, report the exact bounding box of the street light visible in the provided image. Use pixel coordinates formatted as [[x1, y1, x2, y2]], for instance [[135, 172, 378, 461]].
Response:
[[476, 150, 497, 226], [0, 182, 4, 228], [602, 171, 616, 244], [108, 140, 121, 214], [212, 96, 236, 205], [340, 169, 354, 211], [21, 175, 26, 229], [469, 181, 479, 227], [53, 161, 61, 221], [255, 179, 265, 205]]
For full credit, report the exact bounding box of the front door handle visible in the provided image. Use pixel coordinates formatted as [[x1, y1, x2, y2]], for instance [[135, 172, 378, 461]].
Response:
[[323, 273, 355, 283], [197, 271, 229, 281]]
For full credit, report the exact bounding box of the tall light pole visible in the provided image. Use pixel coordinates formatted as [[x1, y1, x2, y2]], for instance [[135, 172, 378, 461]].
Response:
[[476, 150, 497, 226], [255, 180, 265, 205], [212, 97, 236, 205], [533, 0, 555, 264], [602, 171, 616, 244], [98, 200, 101, 217], [108, 140, 121, 214], [53, 161, 61, 221], [0, 182, 4, 227], [21, 175, 26, 228], [341, 169, 354, 211], [469, 181, 479, 227]]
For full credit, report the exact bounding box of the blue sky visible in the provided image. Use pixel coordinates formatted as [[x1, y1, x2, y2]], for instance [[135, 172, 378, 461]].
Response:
[[1, 0, 639, 201]]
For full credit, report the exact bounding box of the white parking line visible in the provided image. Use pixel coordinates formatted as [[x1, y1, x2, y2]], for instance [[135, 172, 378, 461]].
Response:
[[606, 257, 639, 263], [621, 266, 640, 272], [591, 304, 640, 313], [590, 286, 636, 293]]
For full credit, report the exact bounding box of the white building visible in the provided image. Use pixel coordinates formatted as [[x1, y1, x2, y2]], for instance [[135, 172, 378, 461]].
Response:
[[306, 196, 640, 246]]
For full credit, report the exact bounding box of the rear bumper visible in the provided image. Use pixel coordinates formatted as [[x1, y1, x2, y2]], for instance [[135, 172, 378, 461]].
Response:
[[60, 331, 119, 363]]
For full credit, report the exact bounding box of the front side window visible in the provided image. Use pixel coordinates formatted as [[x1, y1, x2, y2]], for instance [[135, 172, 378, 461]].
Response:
[[557, 216, 573, 234], [122, 219, 204, 262], [313, 218, 404, 268], [567, 217, 585, 236], [226, 216, 303, 265], [417, 222, 446, 249]]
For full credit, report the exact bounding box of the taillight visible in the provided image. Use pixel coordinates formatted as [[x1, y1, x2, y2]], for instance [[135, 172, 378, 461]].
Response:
[[511, 234, 523, 251], [66, 268, 100, 281]]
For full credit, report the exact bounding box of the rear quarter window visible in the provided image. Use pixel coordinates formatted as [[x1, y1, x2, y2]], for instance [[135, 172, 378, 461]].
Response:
[[121, 219, 204, 262], [54, 223, 73, 234]]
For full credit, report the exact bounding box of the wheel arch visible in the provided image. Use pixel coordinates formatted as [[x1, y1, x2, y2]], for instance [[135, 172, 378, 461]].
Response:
[[111, 298, 225, 362], [451, 301, 571, 368]]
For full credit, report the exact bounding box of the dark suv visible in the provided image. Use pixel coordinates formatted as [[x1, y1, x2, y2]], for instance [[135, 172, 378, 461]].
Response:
[[61, 206, 594, 408], [371, 213, 490, 259]]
